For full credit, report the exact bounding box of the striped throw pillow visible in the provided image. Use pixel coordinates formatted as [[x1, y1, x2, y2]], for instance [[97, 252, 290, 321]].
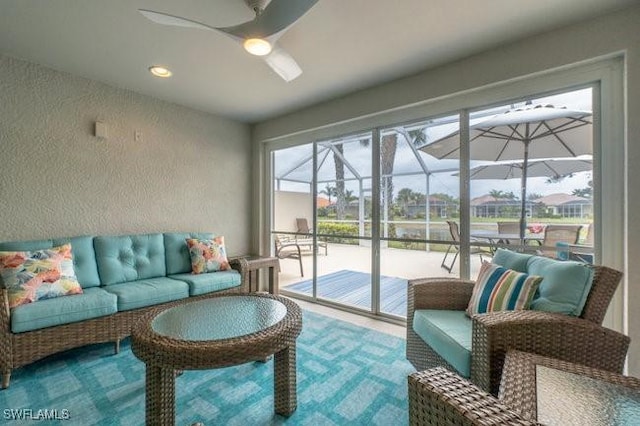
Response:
[[467, 262, 542, 316]]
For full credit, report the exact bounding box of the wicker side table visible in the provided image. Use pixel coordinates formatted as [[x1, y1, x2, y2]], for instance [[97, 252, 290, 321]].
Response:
[[499, 350, 640, 424], [408, 367, 535, 425], [131, 294, 302, 425], [242, 255, 280, 294]]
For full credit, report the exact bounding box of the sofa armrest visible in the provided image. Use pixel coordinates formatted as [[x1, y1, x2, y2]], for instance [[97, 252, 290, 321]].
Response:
[[470, 310, 630, 394], [408, 278, 475, 312], [0, 289, 12, 373], [228, 256, 250, 293], [408, 367, 535, 426]]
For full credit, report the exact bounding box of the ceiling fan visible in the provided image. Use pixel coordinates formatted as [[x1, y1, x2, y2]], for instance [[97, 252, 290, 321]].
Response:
[[139, 0, 319, 82]]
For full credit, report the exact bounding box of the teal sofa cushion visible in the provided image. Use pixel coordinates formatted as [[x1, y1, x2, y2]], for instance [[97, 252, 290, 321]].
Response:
[[0, 236, 101, 288], [413, 310, 472, 378], [169, 270, 241, 296], [102, 277, 188, 311], [527, 256, 594, 316], [491, 248, 532, 273], [164, 232, 214, 275], [10, 287, 117, 333], [94, 234, 166, 285]]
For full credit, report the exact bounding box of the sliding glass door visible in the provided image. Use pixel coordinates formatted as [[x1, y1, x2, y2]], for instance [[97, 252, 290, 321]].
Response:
[[269, 85, 598, 320], [377, 117, 461, 316]]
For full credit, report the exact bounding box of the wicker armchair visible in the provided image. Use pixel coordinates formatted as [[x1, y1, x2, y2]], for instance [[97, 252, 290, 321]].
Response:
[[406, 264, 630, 395]]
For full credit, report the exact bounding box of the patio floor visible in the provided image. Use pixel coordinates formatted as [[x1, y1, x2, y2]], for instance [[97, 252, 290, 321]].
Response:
[[278, 243, 486, 317]]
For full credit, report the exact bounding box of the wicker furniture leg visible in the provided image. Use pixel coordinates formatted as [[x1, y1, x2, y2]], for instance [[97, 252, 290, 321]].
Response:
[[274, 342, 297, 416], [146, 365, 176, 426], [2, 371, 10, 389], [269, 263, 279, 295]]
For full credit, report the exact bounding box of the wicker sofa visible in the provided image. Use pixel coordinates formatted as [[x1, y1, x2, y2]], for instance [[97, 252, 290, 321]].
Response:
[[0, 232, 249, 388], [407, 249, 630, 395]]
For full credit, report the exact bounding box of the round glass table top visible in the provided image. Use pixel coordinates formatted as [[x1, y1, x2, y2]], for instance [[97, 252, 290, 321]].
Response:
[[151, 296, 287, 341]]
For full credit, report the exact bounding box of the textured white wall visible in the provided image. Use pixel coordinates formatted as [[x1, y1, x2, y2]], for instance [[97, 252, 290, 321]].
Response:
[[0, 54, 251, 255], [254, 6, 640, 374]]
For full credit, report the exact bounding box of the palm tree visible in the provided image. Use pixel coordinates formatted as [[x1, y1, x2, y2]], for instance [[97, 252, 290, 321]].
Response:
[[329, 127, 427, 222], [396, 187, 417, 216], [320, 184, 337, 204], [380, 134, 398, 219], [332, 144, 346, 219], [344, 189, 358, 204], [572, 179, 593, 198], [572, 188, 592, 198], [381, 128, 427, 219], [489, 189, 517, 200]]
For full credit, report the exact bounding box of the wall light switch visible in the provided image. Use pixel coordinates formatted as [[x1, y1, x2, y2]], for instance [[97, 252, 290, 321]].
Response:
[[94, 121, 107, 139], [134, 130, 142, 142]]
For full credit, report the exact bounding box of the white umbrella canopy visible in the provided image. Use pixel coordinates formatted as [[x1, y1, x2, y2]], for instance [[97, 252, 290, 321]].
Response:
[[420, 103, 593, 240], [465, 158, 592, 180]]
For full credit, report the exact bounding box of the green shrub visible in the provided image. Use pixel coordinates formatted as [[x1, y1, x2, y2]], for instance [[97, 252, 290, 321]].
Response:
[[318, 222, 359, 244]]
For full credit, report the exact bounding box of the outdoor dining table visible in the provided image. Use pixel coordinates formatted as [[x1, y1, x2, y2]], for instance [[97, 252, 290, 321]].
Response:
[[471, 231, 543, 253]]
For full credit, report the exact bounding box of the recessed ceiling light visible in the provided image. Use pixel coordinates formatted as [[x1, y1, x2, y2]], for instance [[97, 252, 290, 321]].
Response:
[[149, 66, 172, 78], [243, 38, 272, 56]]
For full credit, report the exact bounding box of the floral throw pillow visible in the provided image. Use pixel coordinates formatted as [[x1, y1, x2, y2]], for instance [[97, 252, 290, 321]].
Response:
[[186, 237, 230, 274], [0, 244, 83, 308], [467, 261, 542, 316]]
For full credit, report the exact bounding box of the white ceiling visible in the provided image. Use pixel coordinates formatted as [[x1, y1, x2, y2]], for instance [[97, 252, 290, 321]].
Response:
[[0, 0, 635, 123]]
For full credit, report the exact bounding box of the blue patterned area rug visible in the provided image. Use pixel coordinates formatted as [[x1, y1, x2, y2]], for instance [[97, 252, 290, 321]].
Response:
[[0, 311, 414, 425], [285, 270, 408, 316]]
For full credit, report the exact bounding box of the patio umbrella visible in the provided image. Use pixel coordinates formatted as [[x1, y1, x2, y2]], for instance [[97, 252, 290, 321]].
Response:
[[420, 103, 592, 240], [465, 158, 592, 180]]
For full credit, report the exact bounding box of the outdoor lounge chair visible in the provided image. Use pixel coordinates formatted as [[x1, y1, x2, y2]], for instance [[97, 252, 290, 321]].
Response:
[[275, 234, 304, 276], [496, 221, 520, 245], [536, 224, 582, 258], [296, 217, 311, 237], [295, 217, 328, 255], [274, 233, 327, 277], [570, 223, 594, 263], [441, 221, 490, 272]]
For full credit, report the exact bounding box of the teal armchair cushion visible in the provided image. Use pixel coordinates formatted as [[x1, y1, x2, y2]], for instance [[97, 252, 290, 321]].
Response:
[[163, 232, 214, 275], [169, 270, 241, 296], [413, 310, 472, 378], [10, 287, 117, 333], [526, 256, 594, 316], [491, 248, 532, 273], [102, 277, 188, 311], [94, 234, 166, 285], [0, 236, 100, 288]]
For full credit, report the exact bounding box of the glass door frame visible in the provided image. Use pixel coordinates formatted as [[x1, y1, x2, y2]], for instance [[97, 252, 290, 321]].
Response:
[[263, 58, 623, 329]]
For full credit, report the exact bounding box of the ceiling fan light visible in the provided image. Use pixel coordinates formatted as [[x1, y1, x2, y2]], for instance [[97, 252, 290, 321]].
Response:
[[243, 38, 272, 56], [149, 66, 172, 78]]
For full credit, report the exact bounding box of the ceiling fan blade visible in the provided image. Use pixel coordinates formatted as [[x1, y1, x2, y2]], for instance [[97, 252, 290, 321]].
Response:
[[138, 9, 216, 32], [217, 0, 319, 39], [264, 46, 302, 82]]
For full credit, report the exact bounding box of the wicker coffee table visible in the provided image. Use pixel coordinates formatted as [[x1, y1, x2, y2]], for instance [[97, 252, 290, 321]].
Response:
[[131, 294, 302, 425]]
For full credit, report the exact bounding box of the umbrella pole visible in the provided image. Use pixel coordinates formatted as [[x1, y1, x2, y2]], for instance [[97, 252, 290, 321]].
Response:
[[520, 136, 530, 245]]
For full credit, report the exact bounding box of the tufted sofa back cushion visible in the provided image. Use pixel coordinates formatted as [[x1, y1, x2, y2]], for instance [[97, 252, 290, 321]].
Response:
[[163, 232, 214, 275], [0, 236, 100, 288], [94, 234, 166, 285]]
